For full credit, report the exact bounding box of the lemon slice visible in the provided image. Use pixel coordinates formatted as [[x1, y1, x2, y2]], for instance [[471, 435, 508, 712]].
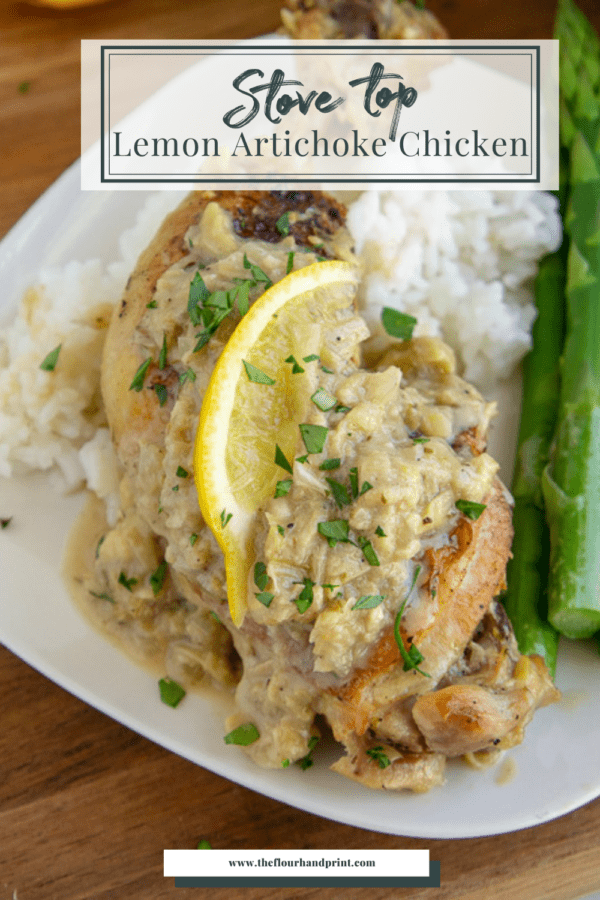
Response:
[[194, 260, 359, 626]]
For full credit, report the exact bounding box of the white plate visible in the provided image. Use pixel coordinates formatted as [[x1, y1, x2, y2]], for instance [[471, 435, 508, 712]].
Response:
[[1, 160, 600, 840]]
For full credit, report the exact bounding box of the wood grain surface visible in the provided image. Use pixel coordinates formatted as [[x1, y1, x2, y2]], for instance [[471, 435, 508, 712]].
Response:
[[1, 1, 600, 898]]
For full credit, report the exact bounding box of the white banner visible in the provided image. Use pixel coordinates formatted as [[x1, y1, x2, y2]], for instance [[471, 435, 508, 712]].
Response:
[[81, 38, 559, 190]]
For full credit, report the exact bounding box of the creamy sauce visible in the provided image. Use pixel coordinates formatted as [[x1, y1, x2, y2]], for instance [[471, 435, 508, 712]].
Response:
[[63, 491, 236, 713], [494, 755, 518, 786]]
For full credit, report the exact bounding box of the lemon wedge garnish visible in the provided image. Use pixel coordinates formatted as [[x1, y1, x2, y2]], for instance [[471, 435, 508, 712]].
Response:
[[194, 260, 359, 626]]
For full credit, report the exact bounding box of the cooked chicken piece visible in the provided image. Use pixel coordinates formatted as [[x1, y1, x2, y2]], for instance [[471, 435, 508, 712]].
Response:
[[280, 0, 447, 40], [89, 189, 558, 793]]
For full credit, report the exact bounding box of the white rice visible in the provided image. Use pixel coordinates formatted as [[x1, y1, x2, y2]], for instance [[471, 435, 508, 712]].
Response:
[[348, 190, 562, 388], [0, 189, 562, 492]]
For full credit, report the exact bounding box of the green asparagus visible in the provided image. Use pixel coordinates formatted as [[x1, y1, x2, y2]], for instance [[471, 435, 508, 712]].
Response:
[[504, 252, 564, 676], [541, 0, 600, 639]]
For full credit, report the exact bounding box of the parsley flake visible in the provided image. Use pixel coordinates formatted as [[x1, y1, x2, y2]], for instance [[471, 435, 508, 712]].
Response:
[[275, 444, 293, 474], [319, 458, 341, 471], [159, 677, 186, 708], [294, 578, 314, 614], [381, 307, 417, 341], [150, 560, 168, 596], [285, 354, 305, 374], [299, 423, 328, 455], [89, 590, 114, 603], [358, 536, 380, 566], [311, 388, 337, 411], [40, 344, 61, 372], [297, 735, 319, 770], [353, 594, 385, 610], [158, 333, 168, 370], [255, 591, 274, 607], [275, 478, 293, 498], [456, 499, 487, 520], [220, 509, 233, 528], [394, 566, 430, 677], [243, 360, 275, 385], [253, 561, 269, 591], [190, 533, 199, 546], [129, 358, 152, 392], [243, 253, 272, 286], [179, 367, 196, 385], [366, 746, 391, 769], [176, 466, 189, 478], [154, 383, 168, 407], [317, 519, 350, 547], [375, 525, 387, 537], [302, 354, 320, 363], [286, 252, 295, 275], [325, 477, 351, 508], [1, 517, 12, 529], [118, 571, 138, 592], [224, 722, 260, 745], [276, 211, 290, 235], [197, 840, 212, 850]]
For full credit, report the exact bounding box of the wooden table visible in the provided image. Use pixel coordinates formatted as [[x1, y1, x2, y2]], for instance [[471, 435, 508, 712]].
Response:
[[2, 1, 600, 897]]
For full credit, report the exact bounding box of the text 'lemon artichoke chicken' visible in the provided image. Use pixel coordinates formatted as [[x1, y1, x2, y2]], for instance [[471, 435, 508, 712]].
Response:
[[89, 190, 558, 792]]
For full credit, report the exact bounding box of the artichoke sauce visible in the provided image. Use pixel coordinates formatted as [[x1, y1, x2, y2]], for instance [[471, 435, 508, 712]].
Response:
[[68, 198, 524, 786]]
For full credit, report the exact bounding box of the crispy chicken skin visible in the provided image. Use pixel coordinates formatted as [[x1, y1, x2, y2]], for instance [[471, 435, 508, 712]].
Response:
[[98, 190, 558, 792]]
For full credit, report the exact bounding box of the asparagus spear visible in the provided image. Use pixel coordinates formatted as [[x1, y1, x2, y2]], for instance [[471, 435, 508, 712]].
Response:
[[542, 0, 600, 639], [504, 252, 564, 676]]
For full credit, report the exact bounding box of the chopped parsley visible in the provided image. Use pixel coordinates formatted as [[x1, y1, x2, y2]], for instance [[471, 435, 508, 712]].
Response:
[[129, 357, 152, 391], [413, 436, 430, 444], [224, 722, 260, 745], [243, 253, 272, 286], [456, 499, 487, 520], [18, 81, 31, 94], [275, 444, 293, 474], [285, 354, 305, 374], [394, 566, 430, 677], [253, 561, 269, 591], [352, 594, 385, 610], [297, 735, 319, 770], [375, 525, 386, 537], [89, 590, 114, 603], [40, 344, 62, 372], [146, 300, 158, 309], [317, 519, 350, 547], [158, 333, 168, 369], [150, 560, 168, 596], [220, 509, 233, 528], [286, 252, 295, 275], [118, 571, 138, 592], [294, 577, 314, 614], [1, 517, 12, 529], [197, 840, 212, 850], [159, 677, 186, 708], [190, 533, 199, 546], [154, 383, 168, 407], [325, 477, 351, 509], [276, 211, 290, 235], [179, 367, 196, 385], [302, 354, 320, 363], [319, 457, 341, 471], [255, 591, 274, 607], [176, 466, 189, 478], [282, 758, 290, 768], [311, 388, 337, 411], [366, 746, 391, 769], [274, 478, 293, 498], [243, 360, 275, 385], [358, 536, 380, 567], [299, 423, 328, 455], [381, 307, 417, 341]]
